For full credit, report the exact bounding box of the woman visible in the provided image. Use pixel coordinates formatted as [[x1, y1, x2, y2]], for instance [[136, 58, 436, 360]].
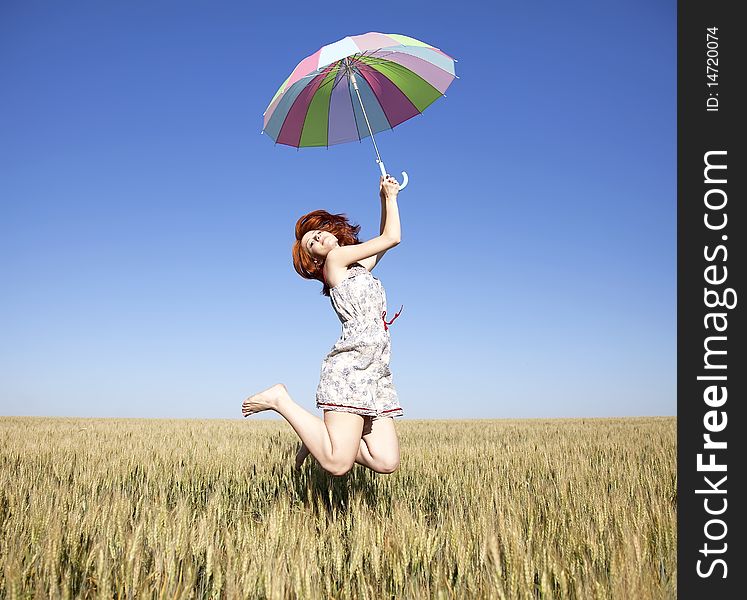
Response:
[[242, 175, 404, 476]]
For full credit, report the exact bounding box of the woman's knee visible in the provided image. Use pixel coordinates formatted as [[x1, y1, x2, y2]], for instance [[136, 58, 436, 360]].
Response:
[[374, 455, 400, 474], [325, 457, 356, 477]]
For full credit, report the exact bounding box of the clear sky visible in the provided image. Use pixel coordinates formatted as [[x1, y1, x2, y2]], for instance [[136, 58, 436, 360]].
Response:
[[0, 0, 675, 419]]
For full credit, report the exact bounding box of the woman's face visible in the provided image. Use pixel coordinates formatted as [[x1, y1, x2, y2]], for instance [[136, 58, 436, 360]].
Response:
[[301, 229, 339, 262]]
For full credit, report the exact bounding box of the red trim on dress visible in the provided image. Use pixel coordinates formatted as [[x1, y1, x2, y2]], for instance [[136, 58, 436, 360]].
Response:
[[318, 402, 403, 415], [382, 305, 403, 331]]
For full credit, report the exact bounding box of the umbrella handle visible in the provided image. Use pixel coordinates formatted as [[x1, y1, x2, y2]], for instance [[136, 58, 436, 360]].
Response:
[[399, 171, 409, 190], [378, 161, 409, 191]]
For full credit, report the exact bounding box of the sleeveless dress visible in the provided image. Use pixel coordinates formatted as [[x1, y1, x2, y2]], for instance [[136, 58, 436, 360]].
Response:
[[316, 264, 404, 418]]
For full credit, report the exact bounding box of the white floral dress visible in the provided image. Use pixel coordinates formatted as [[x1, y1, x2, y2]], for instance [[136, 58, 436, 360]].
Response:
[[316, 264, 403, 418]]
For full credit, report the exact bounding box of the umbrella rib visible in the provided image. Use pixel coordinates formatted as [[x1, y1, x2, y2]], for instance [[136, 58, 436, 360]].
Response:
[[376, 49, 455, 74], [314, 64, 339, 147], [358, 57, 447, 119], [315, 48, 453, 93], [351, 65, 386, 161], [346, 67, 363, 144], [364, 51, 457, 79], [354, 64, 394, 131], [326, 67, 341, 148], [279, 70, 330, 147]]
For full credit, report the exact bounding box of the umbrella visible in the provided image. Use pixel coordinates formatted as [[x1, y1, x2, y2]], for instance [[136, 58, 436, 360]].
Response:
[[262, 32, 457, 190]]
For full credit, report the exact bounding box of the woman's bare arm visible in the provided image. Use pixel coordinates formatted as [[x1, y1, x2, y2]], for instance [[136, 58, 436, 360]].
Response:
[[355, 176, 400, 271], [328, 176, 400, 269]]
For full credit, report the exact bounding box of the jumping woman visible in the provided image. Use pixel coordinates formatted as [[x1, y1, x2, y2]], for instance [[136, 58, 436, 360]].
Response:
[[242, 175, 404, 476]]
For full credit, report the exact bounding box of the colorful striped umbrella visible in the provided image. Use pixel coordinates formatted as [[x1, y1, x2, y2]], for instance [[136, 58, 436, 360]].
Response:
[[262, 32, 457, 189]]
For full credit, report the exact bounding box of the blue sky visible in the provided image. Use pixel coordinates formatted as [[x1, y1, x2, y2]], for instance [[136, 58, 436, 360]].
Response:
[[0, 0, 675, 419]]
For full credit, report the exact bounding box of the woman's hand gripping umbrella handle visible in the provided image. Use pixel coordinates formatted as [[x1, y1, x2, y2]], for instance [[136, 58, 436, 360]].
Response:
[[378, 160, 408, 190]]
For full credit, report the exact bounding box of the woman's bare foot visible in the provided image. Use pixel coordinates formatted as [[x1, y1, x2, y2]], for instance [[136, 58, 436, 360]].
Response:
[[295, 442, 310, 469], [242, 383, 289, 416]]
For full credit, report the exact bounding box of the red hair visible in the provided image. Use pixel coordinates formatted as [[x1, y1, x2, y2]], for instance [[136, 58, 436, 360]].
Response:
[[292, 210, 361, 297]]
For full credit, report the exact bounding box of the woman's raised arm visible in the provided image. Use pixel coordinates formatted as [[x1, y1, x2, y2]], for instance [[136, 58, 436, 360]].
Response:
[[331, 176, 401, 270]]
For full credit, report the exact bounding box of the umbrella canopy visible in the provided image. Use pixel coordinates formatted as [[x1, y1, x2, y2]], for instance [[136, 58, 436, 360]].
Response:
[[262, 32, 457, 148]]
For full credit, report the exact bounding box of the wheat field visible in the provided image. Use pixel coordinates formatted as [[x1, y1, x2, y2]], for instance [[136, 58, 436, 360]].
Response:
[[0, 416, 676, 599]]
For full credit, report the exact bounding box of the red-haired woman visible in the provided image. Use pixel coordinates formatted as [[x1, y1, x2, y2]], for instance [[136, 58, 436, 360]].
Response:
[[242, 175, 404, 476]]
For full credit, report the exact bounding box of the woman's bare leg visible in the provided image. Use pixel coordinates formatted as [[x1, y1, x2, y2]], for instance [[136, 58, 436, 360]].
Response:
[[296, 417, 401, 473], [242, 384, 363, 476], [295, 416, 400, 474], [353, 417, 400, 474], [295, 442, 311, 469]]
